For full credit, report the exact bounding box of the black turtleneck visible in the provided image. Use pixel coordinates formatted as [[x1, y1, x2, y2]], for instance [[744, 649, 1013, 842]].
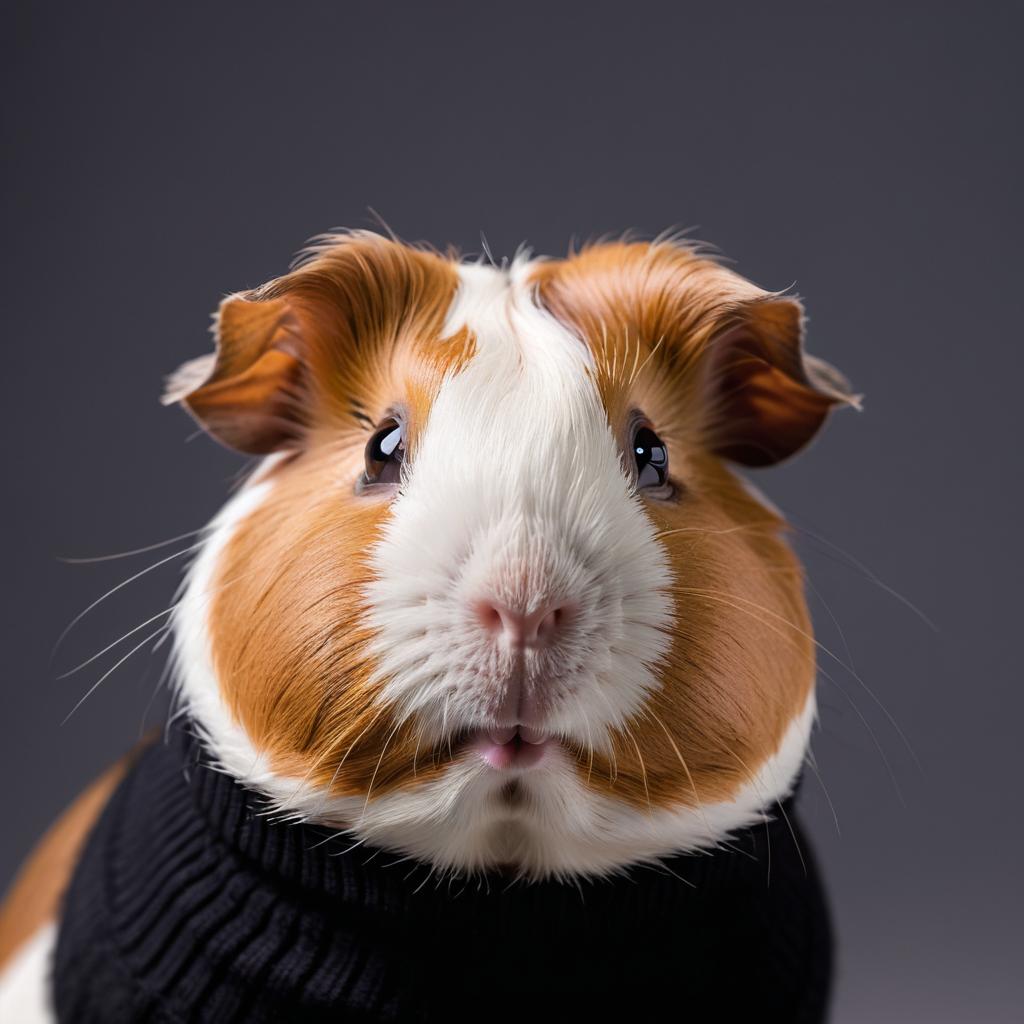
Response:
[[52, 720, 832, 1022]]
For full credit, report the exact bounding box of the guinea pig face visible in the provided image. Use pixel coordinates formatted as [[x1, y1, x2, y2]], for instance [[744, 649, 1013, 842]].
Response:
[[167, 233, 856, 879]]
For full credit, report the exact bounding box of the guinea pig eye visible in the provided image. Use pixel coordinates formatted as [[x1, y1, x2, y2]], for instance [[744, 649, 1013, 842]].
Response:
[[362, 418, 405, 487], [633, 425, 669, 490]]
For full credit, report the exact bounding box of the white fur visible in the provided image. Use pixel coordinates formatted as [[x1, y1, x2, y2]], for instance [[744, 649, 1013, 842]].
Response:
[[169, 472, 284, 790], [0, 923, 57, 1023], [168, 256, 817, 879]]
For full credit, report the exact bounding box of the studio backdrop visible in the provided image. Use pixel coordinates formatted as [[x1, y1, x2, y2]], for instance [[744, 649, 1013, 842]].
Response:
[[3, 3, 1021, 1022]]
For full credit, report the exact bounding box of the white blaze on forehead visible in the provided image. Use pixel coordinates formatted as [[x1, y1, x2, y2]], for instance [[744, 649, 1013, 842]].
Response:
[[362, 259, 674, 742]]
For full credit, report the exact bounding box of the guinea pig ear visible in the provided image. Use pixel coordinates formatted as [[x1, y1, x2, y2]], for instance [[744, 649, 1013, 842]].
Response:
[[703, 296, 860, 466], [161, 292, 307, 454]]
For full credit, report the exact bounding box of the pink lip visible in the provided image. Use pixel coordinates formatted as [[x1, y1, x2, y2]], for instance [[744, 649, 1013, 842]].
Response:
[[471, 726, 553, 770]]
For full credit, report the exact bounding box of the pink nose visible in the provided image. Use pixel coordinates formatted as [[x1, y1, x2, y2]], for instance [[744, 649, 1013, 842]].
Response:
[[473, 598, 574, 648]]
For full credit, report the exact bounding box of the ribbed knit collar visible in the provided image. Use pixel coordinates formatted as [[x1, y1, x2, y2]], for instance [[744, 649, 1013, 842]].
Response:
[[54, 718, 829, 1023], [181, 718, 798, 912]]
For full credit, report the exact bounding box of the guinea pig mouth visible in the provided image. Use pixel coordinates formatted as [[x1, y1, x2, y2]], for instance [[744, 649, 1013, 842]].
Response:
[[466, 726, 553, 770]]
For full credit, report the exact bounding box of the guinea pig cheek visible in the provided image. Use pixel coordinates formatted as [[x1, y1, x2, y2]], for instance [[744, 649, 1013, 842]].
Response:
[[616, 470, 817, 809], [198, 460, 453, 803]]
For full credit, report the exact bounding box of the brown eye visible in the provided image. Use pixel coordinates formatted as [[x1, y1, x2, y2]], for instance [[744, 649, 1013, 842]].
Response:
[[363, 418, 405, 488]]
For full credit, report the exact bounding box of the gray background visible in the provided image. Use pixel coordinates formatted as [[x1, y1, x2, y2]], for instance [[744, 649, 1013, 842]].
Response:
[[3, 2, 1021, 1020]]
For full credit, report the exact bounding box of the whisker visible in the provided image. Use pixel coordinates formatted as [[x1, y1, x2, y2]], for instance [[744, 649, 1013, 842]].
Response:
[[804, 572, 858, 680], [359, 716, 406, 821], [305, 702, 394, 818], [411, 863, 438, 895], [590, 686, 621, 782], [673, 584, 922, 777], [788, 518, 938, 633], [623, 725, 652, 812], [753, 730, 808, 877], [672, 586, 908, 804], [654, 523, 778, 542], [641, 706, 713, 835], [56, 606, 177, 678], [722, 742, 774, 881], [61, 625, 170, 724], [805, 747, 841, 836], [648, 859, 696, 889], [57, 528, 206, 564], [572, 693, 598, 786], [672, 586, 857, 677], [52, 542, 204, 660]]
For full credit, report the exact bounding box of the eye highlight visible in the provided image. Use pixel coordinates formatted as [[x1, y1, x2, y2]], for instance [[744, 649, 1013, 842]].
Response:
[[361, 418, 405, 489], [633, 425, 669, 491]]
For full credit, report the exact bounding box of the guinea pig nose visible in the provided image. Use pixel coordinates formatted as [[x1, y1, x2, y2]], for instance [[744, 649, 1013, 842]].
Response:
[[473, 598, 575, 648]]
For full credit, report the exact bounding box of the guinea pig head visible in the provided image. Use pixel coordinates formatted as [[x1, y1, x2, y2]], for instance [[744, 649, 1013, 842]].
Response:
[[166, 233, 857, 879]]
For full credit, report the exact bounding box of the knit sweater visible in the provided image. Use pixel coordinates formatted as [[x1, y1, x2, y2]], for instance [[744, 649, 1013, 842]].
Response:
[[53, 721, 833, 1022]]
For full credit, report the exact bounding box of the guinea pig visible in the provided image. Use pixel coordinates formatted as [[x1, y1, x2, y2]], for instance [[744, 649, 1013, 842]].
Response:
[[0, 231, 857, 1022]]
